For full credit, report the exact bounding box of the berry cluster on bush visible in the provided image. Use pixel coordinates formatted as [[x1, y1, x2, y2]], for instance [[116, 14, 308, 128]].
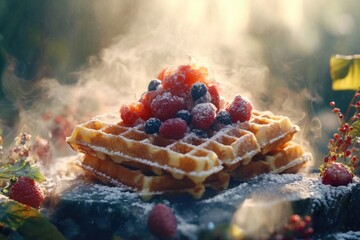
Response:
[[120, 63, 253, 139], [269, 214, 313, 240], [320, 91, 360, 186]]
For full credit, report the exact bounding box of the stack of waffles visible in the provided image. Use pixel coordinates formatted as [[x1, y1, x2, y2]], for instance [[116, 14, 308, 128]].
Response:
[[67, 63, 311, 198], [67, 110, 311, 198]]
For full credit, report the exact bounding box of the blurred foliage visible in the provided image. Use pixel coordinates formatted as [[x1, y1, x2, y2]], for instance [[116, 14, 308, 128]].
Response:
[[0, 0, 134, 129]]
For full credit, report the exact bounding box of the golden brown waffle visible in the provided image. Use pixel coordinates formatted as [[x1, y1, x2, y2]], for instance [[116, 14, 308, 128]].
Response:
[[66, 114, 261, 184], [79, 154, 230, 198], [239, 110, 300, 154], [231, 142, 311, 181]]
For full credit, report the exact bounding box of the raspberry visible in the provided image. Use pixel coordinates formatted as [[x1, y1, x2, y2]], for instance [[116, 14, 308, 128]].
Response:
[[322, 162, 353, 186], [147, 204, 177, 240], [145, 118, 162, 134], [190, 82, 208, 100], [162, 73, 189, 97], [157, 67, 172, 81], [151, 92, 186, 121], [140, 87, 165, 119], [120, 102, 146, 126], [162, 64, 211, 97], [159, 118, 187, 139], [208, 84, 220, 111], [191, 103, 217, 130], [226, 95, 253, 123], [9, 177, 45, 209], [177, 64, 210, 87]]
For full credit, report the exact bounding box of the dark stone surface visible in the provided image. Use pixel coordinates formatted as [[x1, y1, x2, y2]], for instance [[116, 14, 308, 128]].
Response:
[[48, 173, 360, 240]]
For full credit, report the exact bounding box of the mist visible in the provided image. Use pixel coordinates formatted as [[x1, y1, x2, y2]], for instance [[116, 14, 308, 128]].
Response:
[[1, 0, 360, 164]]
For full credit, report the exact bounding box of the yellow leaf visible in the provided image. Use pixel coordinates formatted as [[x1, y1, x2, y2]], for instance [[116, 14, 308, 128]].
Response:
[[330, 54, 360, 90]]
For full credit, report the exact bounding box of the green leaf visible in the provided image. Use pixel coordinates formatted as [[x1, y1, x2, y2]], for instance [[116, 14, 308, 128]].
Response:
[[330, 54, 360, 90], [350, 120, 360, 138], [0, 197, 65, 240], [0, 159, 45, 183]]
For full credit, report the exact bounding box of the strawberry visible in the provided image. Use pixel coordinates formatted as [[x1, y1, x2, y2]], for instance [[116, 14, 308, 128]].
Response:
[[147, 204, 177, 240], [321, 162, 353, 187], [8, 177, 45, 209]]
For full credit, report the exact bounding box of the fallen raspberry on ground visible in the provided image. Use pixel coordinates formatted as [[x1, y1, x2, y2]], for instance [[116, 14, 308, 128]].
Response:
[[147, 204, 177, 240]]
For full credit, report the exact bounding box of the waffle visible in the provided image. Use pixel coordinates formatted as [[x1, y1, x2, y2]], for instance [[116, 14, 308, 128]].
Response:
[[79, 154, 230, 198], [239, 110, 300, 154], [231, 142, 311, 181], [66, 114, 261, 184]]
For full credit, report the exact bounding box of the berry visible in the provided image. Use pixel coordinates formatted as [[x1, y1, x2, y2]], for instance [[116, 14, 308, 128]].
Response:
[[176, 110, 191, 124], [162, 73, 189, 97], [145, 118, 162, 134], [208, 84, 220, 111], [148, 79, 162, 91], [226, 95, 253, 123], [140, 87, 165, 119], [191, 82, 208, 100], [151, 92, 186, 121], [162, 64, 211, 97], [194, 92, 212, 105], [120, 103, 142, 126], [159, 118, 187, 139], [322, 162, 353, 187], [147, 204, 177, 240], [9, 177, 45, 209], [191, 103, 217, 130], [193, 129, 208, 138], [157, 67, 171, 81], [215, 110, 232, 125]]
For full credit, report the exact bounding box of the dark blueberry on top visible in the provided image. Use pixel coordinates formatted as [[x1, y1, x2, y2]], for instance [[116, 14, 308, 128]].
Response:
[[176, 110, 191, 124], [148, 79, 162, 91], [190, 82, 208, 101], [215, 110, 232, 125], [145, 118, 162, 134]]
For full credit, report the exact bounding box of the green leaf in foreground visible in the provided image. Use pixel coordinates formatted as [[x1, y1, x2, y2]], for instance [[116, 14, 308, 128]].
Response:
[[0, 159, 45, 183], [0, 197, 65, 240], [330, 54, 360, 90]]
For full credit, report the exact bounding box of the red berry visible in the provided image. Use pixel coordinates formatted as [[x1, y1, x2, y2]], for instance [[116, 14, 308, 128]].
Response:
[[162, 64, 211, 97], [9, 177, 45, 209], [226, 95, 253, 123], [140, 88, 165, 119], [159, 118, 187, 139], [120, 102, 143, 126], [147, 204, 177, 240], [162, 73, 189, 97], [208, 84, 220, 111], [322, 162, 353, 187], [191, 103, 217, 130], [151, 92, 186, 121]]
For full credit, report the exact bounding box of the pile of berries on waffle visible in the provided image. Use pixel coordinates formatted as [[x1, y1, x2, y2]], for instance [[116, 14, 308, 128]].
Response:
[[67, 63, 312, 198]]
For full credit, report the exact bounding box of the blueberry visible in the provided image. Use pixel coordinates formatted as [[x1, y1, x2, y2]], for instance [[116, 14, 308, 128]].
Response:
[[194, 91, 211, 105], [215, 110, 232, 125], [193, 129, 208, 138], [145, 118, 162, 134], [191, 82, 207, 100], [148, 79, 162, 91], [176, 110, 191, 124]]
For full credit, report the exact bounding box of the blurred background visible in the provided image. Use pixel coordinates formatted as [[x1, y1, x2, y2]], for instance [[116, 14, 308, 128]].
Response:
[[1, 0, 360, 166]]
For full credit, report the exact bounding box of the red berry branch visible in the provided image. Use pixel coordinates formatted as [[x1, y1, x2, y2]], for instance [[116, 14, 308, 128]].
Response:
[[320, 90, 360, 186]]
